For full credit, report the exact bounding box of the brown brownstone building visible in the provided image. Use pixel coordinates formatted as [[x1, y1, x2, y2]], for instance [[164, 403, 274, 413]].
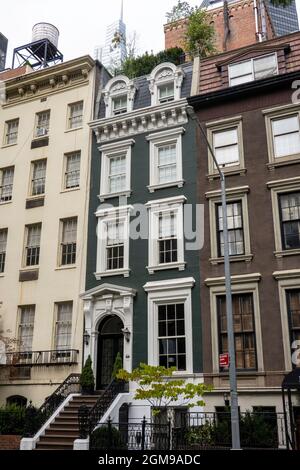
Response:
[[188, 30, 300, 420]]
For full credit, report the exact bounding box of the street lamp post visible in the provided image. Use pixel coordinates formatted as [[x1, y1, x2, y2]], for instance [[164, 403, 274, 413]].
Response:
[[187, 106, 241, 450]]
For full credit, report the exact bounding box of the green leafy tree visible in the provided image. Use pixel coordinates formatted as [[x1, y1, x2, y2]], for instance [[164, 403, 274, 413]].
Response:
[[166, 1, 195, 23], [184, 8, 216, 58], [117, 363, 212, 415], [112, 352, 123, 380], [80, 355, 95, 393]]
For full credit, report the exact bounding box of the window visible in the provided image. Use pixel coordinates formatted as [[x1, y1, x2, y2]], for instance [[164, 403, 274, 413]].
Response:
[[207, 187, 252, 264], [60, 218, 77, 266], [217, 293, 257, 371], [146, 195, 186, 273], [0, 167, 14, 202], [158, 303, 186, 370], [109, 154, 126, 193], [158, 83, 175, 104], [158, 213, 178, 264], [216, 201, 245, 257], [147, 128, 184, 191], [286, 290, 300, 349], [68, 101, 83, 129], [272, 115, 300, 159], [55, 302, 72, 350], [229, 53, 277, 86], [144, 277, 195, 374], [30, 160, 47, 196], [213, 128, 239, 167], [35, 111, 50, 137], [5, 119, 19, 145], [65, 152, 80, 189], [148, 63, 184, 106], [18, 306, 35, 352], [25, 224, 41, 267], [279, 192, 300, 250], [95, 205, 131, 278], [106, 221, 125, 270], [112, 95, 127, 115], [99, 139, 133, 200], [0, 229, 7, 273]]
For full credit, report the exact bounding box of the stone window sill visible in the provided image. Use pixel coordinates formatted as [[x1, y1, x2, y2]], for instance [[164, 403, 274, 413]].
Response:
[[147, 180, 185, 193], [147, 262, 186, 274], [274, 249, 300, 258], [95, 268, 130, 279], [210, 254, 253, 265]]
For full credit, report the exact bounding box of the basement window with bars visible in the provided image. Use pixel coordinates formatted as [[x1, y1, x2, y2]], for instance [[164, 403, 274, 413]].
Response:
[[217, 293, 257, 371], [0, 167, 14, 203], [68, 101, 83, 129], [25, 224, 41, 267], [158, 303, 186, 371], [60, 218, 77, 266], [31, 160, 47, 196], [279, 191, 300, 250], [54, 302, 72, 354], [35, 110, 50, 138], [0, 229, 7, 273], [228, 53, 278, 86], [5, 119, 19, 145], [106, 221, 125, 271], [65, 152, 81, 189], [216, 201, 245, 257], [158, 212, 178, 264], [18, 306, 35, 352]]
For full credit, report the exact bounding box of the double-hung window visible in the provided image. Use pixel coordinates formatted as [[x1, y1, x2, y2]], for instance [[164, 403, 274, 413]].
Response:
[[60, 218, 77, 266], [65, 152, 81, 189], [55, 302, 72, 351], [5, 119, 19, 145], [109, 154, 126, 193], [158, 212, 178, 264], [0, 229, 7, 273], [35, 111, 50, 137], [216, 201, 245, 257], [213, 127, 239, 167], [68, 101, 83, 129], [25, 224, 41, 267], [112, 95, 127, 115], [286, 290, 300, 355], [106, 221, 125, 271], [31, 160, 47, 196], [158, 303, 186, 370], [158, 83, 175, 104], [271, 115, 300, 159], [0, 167, 14, 202], [158, 144, 177, 184], [229, 53, 277, 86], [279, 192, 300, 250], [18, 306, 35, 352]]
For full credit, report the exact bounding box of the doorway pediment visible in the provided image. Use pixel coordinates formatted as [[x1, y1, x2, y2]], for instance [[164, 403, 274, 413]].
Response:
[[80, 283, 136, 300]]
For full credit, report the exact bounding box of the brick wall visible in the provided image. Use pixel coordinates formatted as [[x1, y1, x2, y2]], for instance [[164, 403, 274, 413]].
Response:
[[0, 435, 21, 450], [164, 0, 275, 54]]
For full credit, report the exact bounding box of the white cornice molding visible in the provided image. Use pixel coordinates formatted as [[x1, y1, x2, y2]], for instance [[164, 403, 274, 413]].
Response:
[[80, 283, 136, 300], [143, 277, 195, 292], [205, 185, 250, 199], [98, 139, 135, 152], [95, 204, 133, 218], [146, 126, 185, 141], [266, 176, 300, 189], [205, 273, 262, 287], [145, 195, 187, 207], [89, 98, 189, 143], [273, 269, 300, 281]]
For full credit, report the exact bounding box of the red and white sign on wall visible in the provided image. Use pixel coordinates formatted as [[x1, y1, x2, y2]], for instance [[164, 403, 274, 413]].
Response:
[[219, 353, 230, 368]]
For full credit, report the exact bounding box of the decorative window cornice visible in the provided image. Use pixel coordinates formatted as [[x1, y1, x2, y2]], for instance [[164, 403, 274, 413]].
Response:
[[103, 75, 137, 118], [148, 62, 184, 106], [89, 99, 189, 143]]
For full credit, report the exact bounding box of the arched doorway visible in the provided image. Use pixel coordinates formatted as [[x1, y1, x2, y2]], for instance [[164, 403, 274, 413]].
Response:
[[97, 315, 124, 389]]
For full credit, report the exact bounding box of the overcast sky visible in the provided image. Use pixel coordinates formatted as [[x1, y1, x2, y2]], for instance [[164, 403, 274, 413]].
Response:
[[1, 0, 300, 66]]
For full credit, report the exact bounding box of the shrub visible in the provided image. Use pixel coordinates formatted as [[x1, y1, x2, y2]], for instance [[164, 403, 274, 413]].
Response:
[[119, 47, 184, 78], [80, 355, 95, 393], [91, 425, 126, 450], [112, 352, 123, 380], [0, 404, 25, 435]]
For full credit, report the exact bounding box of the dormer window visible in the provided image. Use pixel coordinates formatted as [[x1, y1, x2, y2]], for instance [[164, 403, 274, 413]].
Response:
[[148, 63, 184, 107], [103, 76, 136, 118], [112, 94, 128, 115], [229, 53, 278, 87]]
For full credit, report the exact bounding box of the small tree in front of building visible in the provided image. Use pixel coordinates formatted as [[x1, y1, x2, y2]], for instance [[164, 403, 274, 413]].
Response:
[[80, 355, 95, 394], [117, 363, 212, 416]]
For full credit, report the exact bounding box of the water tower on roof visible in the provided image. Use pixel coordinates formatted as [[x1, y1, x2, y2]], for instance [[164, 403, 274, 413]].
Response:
[[12, 22, 63, 70]]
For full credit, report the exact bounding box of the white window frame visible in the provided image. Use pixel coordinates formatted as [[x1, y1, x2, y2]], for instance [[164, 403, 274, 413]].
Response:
[[0, 228, 8, 274], [95, 205, 132, 279], [146, 195, 186, 274], [18, 305, 35, 352], [228, 53, 278, 87], [64, 151, 81, 190], [23, 223, 42, 268], [4, 119, 19, 146], [99, 139, 134, 201], [54, 301, 73, 351], [29, 159, 47, 197], [146, 128, 184, 192], [148, 62, 184, 106], [144, 277, 195, 375], [205, 274, 264, 375], [67, 101, 84, 130], [0, 166, 14, 204], [103, 76, 136, 118], [206, 186, 252, 264], [206, 116, 245, 178], [34, 110, 50, 138], [59, 217, 78, 267], [264, 105, 300, 167]]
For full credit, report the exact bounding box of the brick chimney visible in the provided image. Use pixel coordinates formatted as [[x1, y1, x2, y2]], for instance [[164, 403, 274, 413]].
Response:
[[164, 0, 275, 54]]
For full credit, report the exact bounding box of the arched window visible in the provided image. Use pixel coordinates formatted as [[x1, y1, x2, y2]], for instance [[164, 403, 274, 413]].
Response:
[[103, 76, 136, 118], [148, 62, 184, 106], [6, 395, 27, 407]]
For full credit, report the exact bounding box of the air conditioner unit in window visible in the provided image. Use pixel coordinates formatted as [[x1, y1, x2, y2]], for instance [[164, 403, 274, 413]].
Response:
[[36, 127, 48, 137]]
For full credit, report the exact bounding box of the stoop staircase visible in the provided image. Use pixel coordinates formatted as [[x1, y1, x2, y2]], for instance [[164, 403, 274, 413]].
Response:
[[35, 394, 100, 450]]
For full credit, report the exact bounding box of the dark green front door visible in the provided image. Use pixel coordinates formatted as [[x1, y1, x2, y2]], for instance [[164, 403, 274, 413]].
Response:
[[97, 316, 124, 389]]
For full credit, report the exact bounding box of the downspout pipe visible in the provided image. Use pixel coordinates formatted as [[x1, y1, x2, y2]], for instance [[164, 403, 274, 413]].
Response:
[[254, 0, 262, 42]]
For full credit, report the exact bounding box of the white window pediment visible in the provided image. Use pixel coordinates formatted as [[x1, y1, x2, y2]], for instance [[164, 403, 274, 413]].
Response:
[[103, 75, 137, 118], [148, 62, 184, 106]]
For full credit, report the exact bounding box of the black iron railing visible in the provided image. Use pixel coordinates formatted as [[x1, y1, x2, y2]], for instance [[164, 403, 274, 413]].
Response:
[[4, 349, 79, 367], [78, 379, 128, 439], [23, 373, 81, 438]]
